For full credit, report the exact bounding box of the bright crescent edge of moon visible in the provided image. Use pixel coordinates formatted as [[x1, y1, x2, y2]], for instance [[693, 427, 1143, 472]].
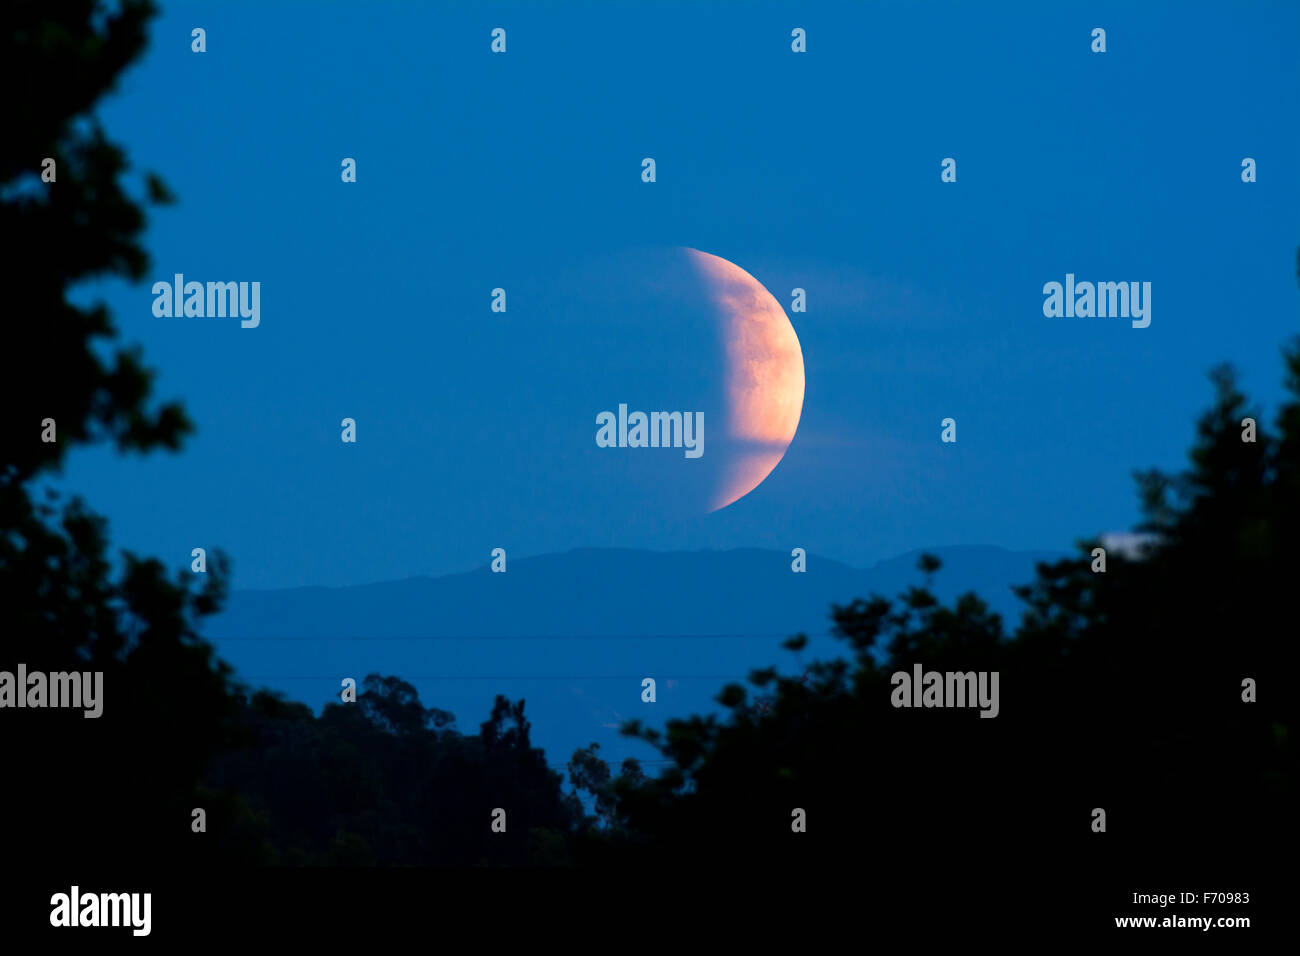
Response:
[[685, 248, 806, 512]]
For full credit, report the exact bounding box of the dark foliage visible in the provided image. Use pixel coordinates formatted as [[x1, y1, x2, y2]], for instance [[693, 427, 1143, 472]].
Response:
[[4, 2, 1293, 879], [594, 339, 1299, 876], [1, 1, 587, 870]]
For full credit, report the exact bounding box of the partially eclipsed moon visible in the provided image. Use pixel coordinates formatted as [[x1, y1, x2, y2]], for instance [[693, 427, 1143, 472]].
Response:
[[686, 249, 805, 511]]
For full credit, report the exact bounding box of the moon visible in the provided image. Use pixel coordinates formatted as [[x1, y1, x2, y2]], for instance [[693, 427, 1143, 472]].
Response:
[[685, 249, 805, 511]]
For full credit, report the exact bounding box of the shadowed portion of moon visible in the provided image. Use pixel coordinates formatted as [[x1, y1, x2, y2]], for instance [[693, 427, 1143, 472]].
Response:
[[685, 249, 805, 511]]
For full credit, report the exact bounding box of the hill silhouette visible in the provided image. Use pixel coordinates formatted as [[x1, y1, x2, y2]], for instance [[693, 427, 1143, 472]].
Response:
[[2, 4, 1293, 940], [203, 545, 1065, 774], [207, 545, 1060, 639]]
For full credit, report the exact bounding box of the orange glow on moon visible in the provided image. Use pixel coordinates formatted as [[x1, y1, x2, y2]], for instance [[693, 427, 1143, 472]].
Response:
[[686, 249, 805, 511]]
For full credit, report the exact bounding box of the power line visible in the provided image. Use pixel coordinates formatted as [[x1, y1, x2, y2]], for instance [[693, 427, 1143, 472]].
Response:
[[213, 632, 838, 642], [241, 675, 764, 681]]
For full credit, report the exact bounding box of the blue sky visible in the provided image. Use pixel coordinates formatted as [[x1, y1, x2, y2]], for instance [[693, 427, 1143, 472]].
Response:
[[61, 0, 1300, 590]]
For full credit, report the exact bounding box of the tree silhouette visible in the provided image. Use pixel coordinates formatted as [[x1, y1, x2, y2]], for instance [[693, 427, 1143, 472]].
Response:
[[2, 2, 589, 871], [204, 679, 585, 866], [597, 290, 1299, 878], [5, 1, 1293, 880], [1, 0, 243, 869]]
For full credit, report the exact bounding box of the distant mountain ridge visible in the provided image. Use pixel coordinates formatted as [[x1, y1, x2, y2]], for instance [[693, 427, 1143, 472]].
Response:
[[204, 545, 1069, 774], [207, 545, 1066, 640]]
